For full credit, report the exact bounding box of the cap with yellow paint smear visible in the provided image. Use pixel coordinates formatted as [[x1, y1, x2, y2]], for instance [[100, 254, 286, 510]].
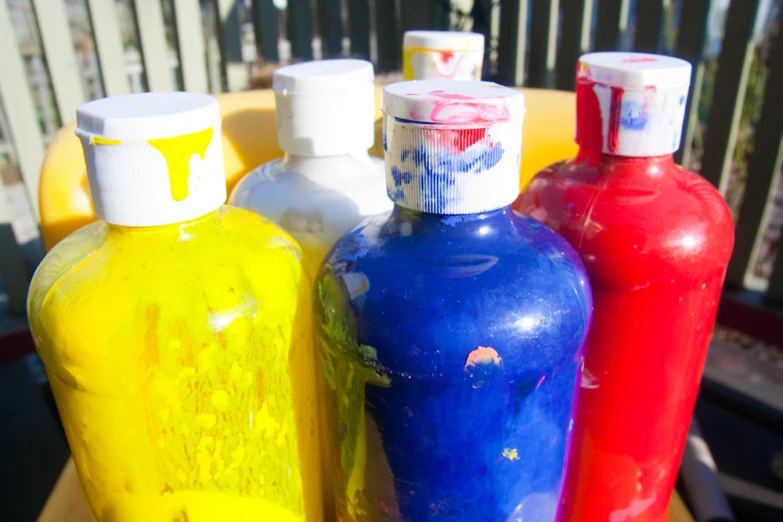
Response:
[[76, 92, 226, 226]]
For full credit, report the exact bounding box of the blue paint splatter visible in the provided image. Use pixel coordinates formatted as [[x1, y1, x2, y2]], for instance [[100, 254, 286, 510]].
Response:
[[383, 133, 388, 152], [410, 143, 505, 175], [337, 227, 369, 260], [392, 143, 505, 210], [391, 166, 413, 187], [401, 150, 411, 162], [441, 214, 485, 226], [678, 95, 685, 106], [620, 101, 649, 130]]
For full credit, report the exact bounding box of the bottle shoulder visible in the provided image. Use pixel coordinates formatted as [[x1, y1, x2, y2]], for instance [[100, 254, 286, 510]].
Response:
[[517, 160, 735, 285], [28, 220, 110, 321], [229, 156, 392, 221], [30, 207, 305, 323], [317, 211, 591, 380]]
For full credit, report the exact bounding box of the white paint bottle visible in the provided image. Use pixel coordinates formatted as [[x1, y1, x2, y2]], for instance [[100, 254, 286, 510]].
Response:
[[230, 59, 392, 277]]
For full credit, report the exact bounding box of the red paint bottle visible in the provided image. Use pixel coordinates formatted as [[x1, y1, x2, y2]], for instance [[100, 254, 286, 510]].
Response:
[[515, 53, 734, 522]]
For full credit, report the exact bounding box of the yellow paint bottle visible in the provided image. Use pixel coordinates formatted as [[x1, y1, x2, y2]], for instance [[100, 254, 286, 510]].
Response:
[[28, 93, 322, 522]]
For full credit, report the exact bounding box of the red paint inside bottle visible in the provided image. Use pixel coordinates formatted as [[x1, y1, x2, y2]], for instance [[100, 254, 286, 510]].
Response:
[[515, 83, 734, 522]]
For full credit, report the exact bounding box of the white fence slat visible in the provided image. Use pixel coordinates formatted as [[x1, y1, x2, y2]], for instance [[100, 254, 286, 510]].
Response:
[[0, 0, 45, 220], [0, 181, 28, 315], [173, 0, 209, 93], [31, 0, 86, 125], [133, 0, 175, 92], [85, 0, 131, 96], [30, 57, 58, 136]]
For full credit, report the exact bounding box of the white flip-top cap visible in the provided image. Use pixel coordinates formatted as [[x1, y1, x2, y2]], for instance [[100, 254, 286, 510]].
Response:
[[576, 52, 692, 156], [403, 31, 485, 81], [274, 59, 375, 156], [76, 92, 226, 227], [383, 81, 524, 214], [403, 31, 484, 52]]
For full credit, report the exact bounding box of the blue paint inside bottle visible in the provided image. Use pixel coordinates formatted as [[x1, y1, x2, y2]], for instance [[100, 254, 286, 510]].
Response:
[[317, 205, 592, 521]]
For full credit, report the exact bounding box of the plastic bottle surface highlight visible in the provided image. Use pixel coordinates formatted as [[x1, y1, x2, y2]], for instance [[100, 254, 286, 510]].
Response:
[[403, 30, 484, 80], [230, 59, 392, 278], [515, 53, 735, 522], [317, 81, 592, 522], [28, 93, 322, 522]]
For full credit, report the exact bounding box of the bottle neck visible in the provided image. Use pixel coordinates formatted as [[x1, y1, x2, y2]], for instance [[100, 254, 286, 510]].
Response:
[[575, 147, 676, 174], [391, 203, 514, 231], [107, 207, 223, 239], [282, 150, 376, 178]]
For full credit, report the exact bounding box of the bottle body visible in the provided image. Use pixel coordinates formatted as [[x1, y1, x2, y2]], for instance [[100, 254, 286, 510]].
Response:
[[516, 152, 734, 522], [317, 206, 592, 521], [229, 154, 392, 277], [28, 206, 321, 522]]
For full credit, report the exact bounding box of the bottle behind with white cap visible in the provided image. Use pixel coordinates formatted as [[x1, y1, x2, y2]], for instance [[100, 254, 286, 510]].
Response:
[[316, 81, 592, 522], [28, 92, 322, 522], [230, 59, 392, 278], [516, 53, 735, 522], [403, 30, 484, 80]]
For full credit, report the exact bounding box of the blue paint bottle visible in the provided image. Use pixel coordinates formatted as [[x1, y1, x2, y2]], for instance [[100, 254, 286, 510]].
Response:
[[316, 81, 592, 522]]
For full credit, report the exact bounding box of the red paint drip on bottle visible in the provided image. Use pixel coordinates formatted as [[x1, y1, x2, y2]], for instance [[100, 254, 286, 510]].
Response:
[[575, 79, 603, 154], [607, 87, 624, 153]]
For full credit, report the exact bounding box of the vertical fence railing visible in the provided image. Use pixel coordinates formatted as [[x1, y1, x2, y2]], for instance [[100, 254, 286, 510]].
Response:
[[634, 0, 668, 54], [85, 0, 131, 97], [594, 0, 630, 51], [1, 0, 783, 341], [556, 0, 593, 92], [497, 0, 527, 86], [731, 5, 783, 302], [527, 0, 559, 89], [673, 0, 713, 167], [134, 0, 176, 92], [699, 0, 762, 194]]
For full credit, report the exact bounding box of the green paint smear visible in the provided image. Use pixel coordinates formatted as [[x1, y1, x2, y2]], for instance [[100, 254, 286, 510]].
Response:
[[316, 268, 389, 517]]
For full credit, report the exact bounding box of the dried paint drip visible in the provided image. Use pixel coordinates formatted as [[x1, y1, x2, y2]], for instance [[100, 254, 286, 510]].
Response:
[[464, 346, 503, 388], [148, 127, 214, 201], [607, 87, 624, 153], [575, 78, 604, 156]]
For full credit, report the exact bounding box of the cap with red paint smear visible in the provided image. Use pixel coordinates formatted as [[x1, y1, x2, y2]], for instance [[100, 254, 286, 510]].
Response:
[[576, 52, 692, 157]]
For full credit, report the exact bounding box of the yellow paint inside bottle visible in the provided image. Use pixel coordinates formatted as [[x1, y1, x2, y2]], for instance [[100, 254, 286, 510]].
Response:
[[28, 205, 322, 521]]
